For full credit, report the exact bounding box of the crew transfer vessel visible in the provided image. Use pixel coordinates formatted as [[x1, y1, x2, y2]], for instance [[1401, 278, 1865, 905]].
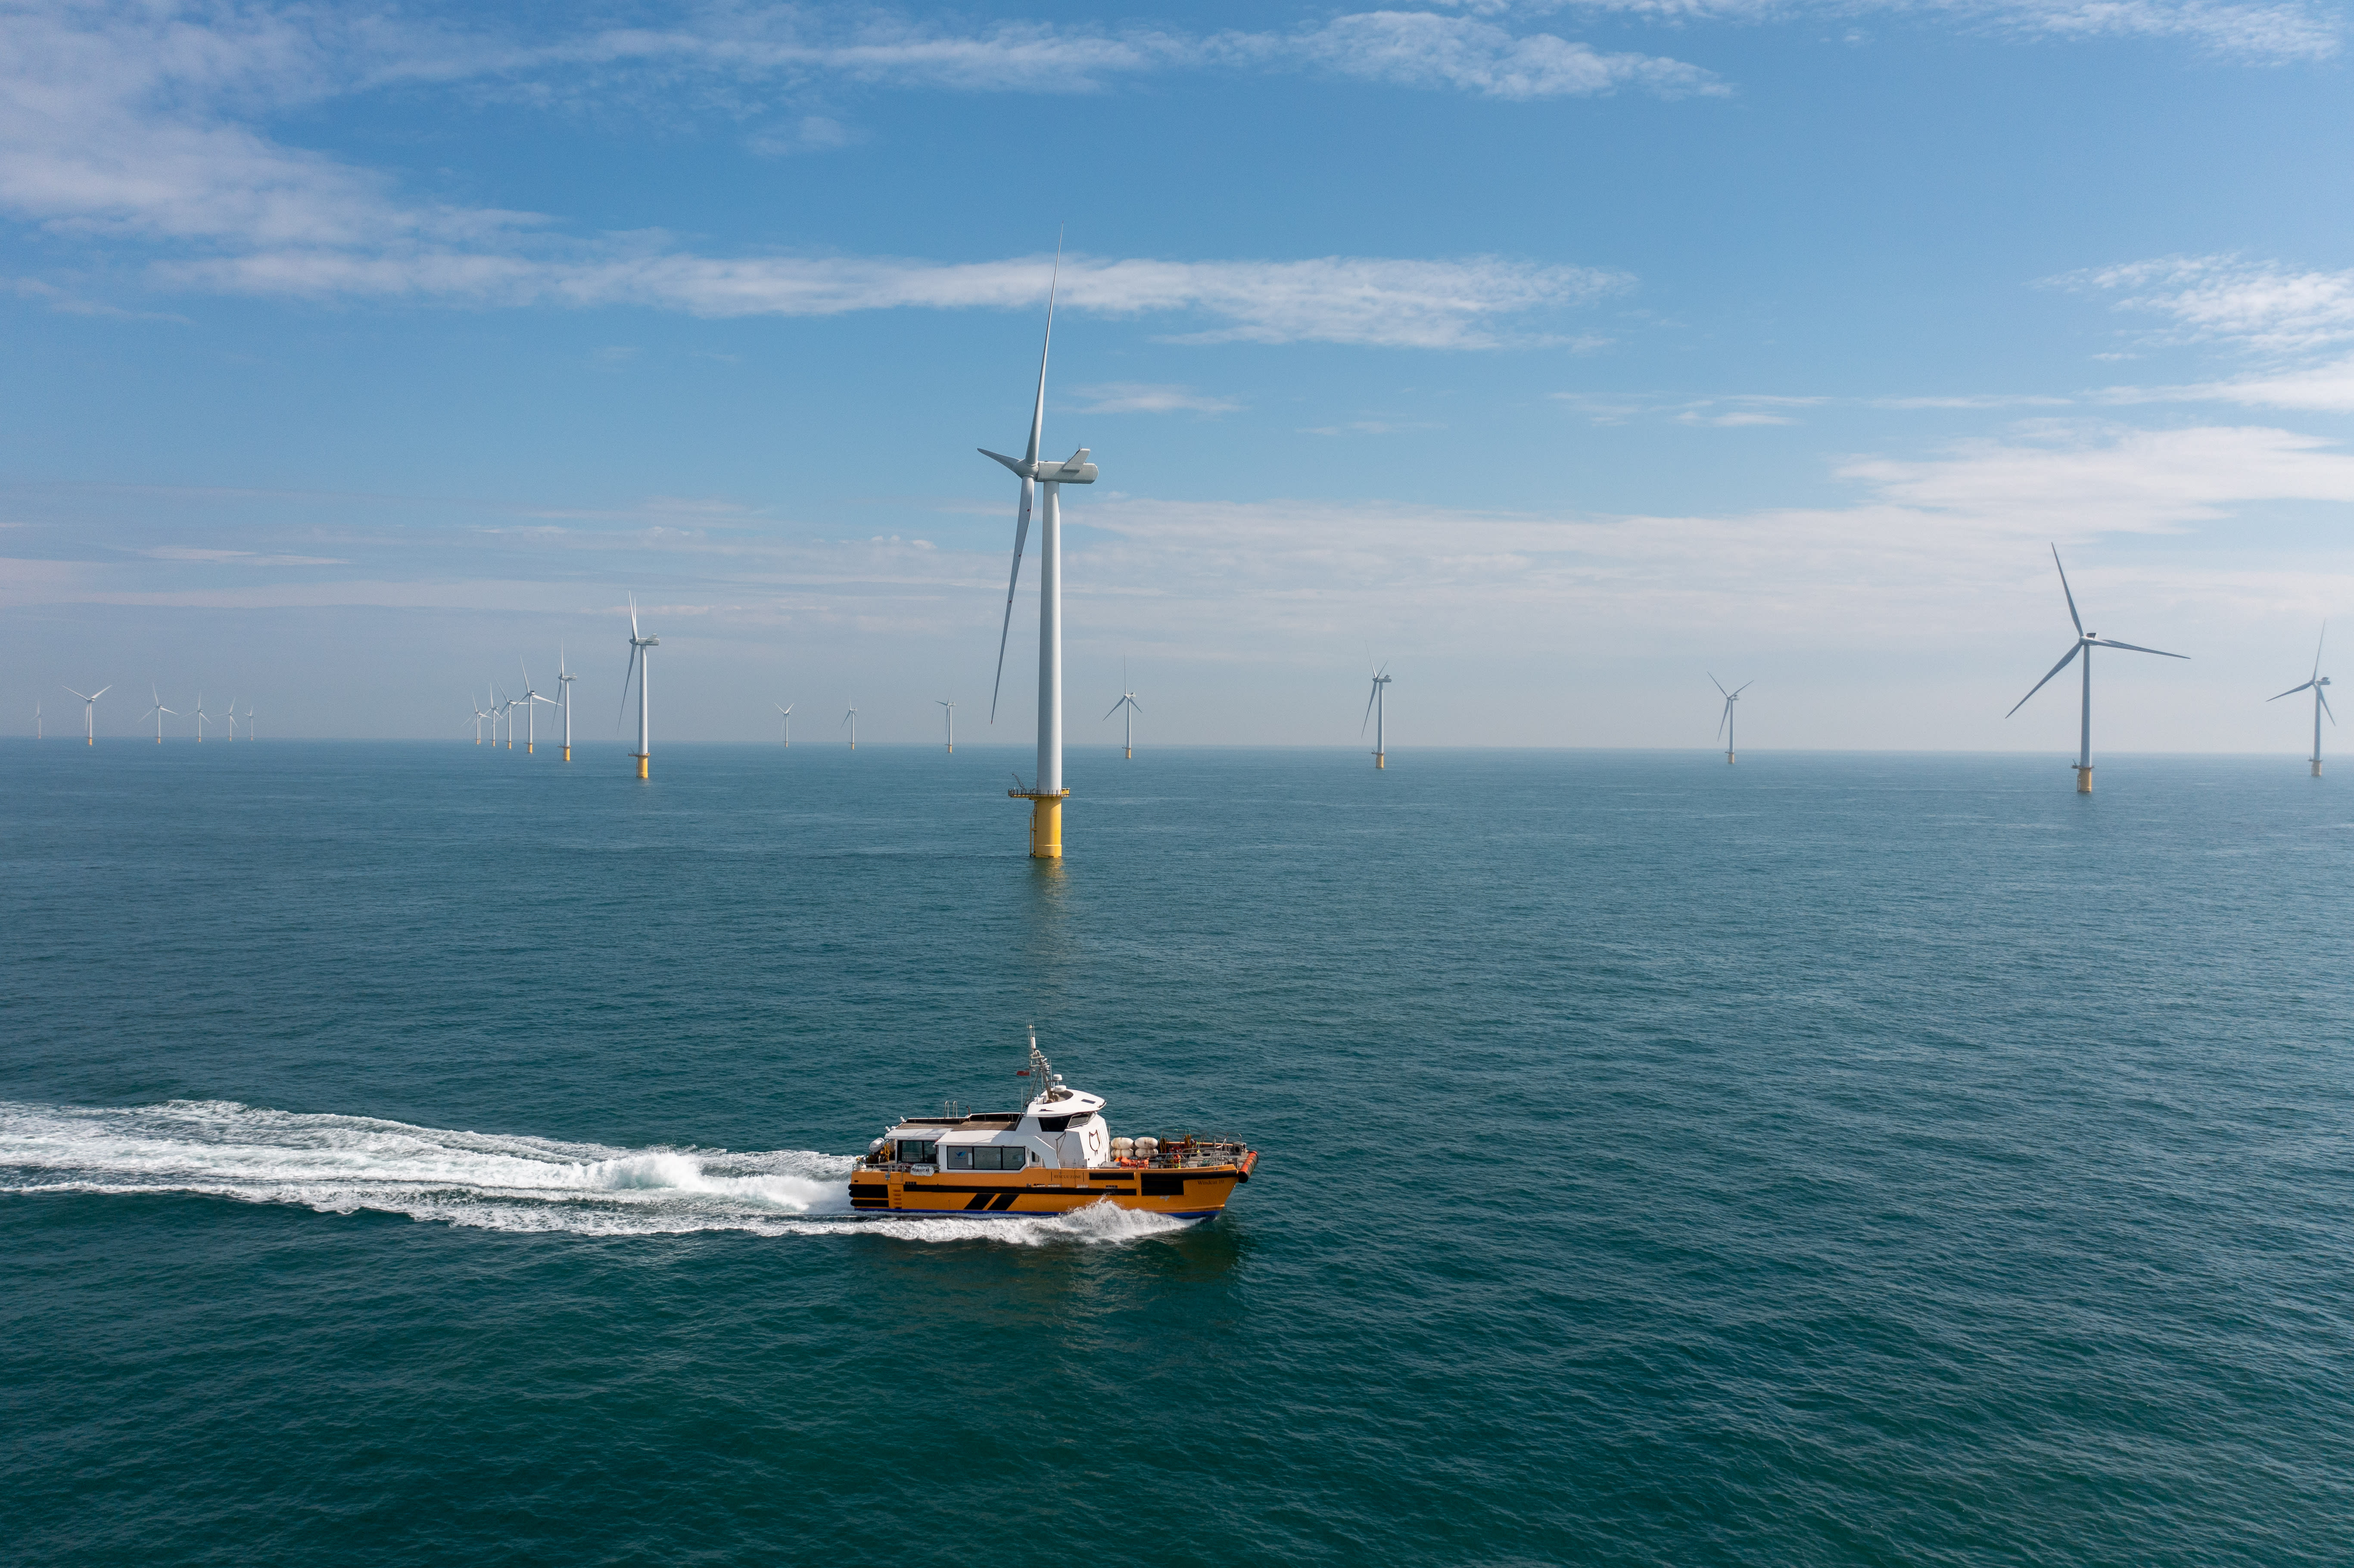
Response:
[[851, 1032, 1258, 1221]]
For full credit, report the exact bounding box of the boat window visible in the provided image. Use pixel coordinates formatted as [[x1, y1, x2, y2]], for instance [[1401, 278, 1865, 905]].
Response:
[[963, 1145, 1027, 1171], [947, 1147, 972, 1170], [895, 1140, 936, 1164], [1037, 1115, 1070, 1132]]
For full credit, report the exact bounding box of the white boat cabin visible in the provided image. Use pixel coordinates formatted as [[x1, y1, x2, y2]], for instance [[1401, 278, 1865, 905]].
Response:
[[870, 1075, 1111, 1175]]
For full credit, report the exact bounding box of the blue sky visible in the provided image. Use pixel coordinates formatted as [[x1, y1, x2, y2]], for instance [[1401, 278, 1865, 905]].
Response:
[[4, 0, 2352, 751]]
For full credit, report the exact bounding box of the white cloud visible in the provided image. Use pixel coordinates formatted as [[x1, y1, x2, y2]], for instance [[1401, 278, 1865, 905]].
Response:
[[1068, 383, 1243, 415], [1223, 12, 1728, 97], [2058, 255, 2354, 353]]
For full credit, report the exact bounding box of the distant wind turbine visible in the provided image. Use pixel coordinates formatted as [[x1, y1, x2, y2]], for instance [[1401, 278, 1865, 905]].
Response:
[[844, 700, 858, 750], [557, 645, 576, 762], [1362, 665, 1392, 769], [2006, 545, 2188, 793], [1710, 674, 1752, 765], [223, 697, 239, 742], [981, 236, 1097, 859], [498, 689, 518, 750], [774, 703, 793, 746], [468, 692, 492, 744], [193, 693, 216, 743], [938, 700, 955, 754], [34, 700, 41, 741], [64, 685, 110, 745], [620, 594, 658, 778], [142, 687, 178, 743], [1105, 663, 1140, 759], [518, 660, 556, 754], [2268, 621, 2334, 778], [243, 703, 255, 741]]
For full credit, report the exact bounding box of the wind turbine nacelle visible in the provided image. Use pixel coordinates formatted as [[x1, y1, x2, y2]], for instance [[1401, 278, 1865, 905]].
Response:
[[979, 446, 1097, 483]]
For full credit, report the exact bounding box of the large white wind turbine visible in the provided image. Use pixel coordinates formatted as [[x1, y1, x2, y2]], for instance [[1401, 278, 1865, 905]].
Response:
[[142, 687, 177, 743], [939, 700, 956, 754], [1105, 664, 1140, 760], [1710, 674, 1752, 765], [774, 703, 793, 746], [982, 242, 1098, 859], [193, 693, 216, 743], [2269, 622, 2334, 778], [64, 685, 110, 745], [620, 594, 658, 779], [2006, 545, 2188, 793], [518, 661, 556, 755], [844, 700, 858, 750], [557, 646, 576, 762], [1362, 666, 1392, 769]]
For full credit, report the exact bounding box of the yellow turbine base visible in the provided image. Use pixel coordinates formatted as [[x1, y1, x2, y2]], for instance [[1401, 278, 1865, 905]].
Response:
[[1030, 796, 1062, 858], [1125, 747, 1132, 759], [634, 753, 649, 780], [1374, 752, 1385, 769], [563, 746, 571, 762], [2074, 764, 2094, 794], [527, 743, 534, 755], [1727, 751, 1736, 765], [2312, 759, 2323, 777]]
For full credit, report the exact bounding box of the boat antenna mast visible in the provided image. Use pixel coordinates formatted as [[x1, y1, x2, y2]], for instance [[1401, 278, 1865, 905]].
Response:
[[1021, 1023, 1056, 1109]]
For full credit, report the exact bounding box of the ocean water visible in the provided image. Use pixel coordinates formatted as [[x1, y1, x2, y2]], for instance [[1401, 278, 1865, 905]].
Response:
[[3, 741, 2350, 1566]]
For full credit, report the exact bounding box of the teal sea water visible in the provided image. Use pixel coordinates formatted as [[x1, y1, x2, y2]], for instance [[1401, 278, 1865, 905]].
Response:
[[3, 742, 2350, 1566]]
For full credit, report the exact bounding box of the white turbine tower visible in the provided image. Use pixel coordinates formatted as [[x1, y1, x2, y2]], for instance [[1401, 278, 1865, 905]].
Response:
[[1363, 666, 1392, 769], [2007, 545, 2188, 793], [142, 687, 178, 743], [65, 685, 110, 745], [1710, 674, 1752, 765], [558, 645, 576, 762], [620, 594, 658, 779], [243, 703, 255, 741], [34, 700, 42, 740], [1105, 664, 1140, 760], [939, 700, 956, 754], [2269, 622, 2334, 778], [518, 660, 556, 754], [982, 242, 1098, 859], [843, 700, 858, 750], [498, 690, 519, 750], [774, 703, 793, 746]]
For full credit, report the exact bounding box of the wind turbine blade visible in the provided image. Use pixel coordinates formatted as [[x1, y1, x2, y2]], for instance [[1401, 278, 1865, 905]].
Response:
[[617, 645, 639, 730], [2006, 642, 2083, 717], [2051, 545, 2083, 636], [628, 592, 640, 640], [2320, 689, 2337, 725], [1129, 699, 1141, 712], [64, 687, 89, 700], [1024, 236, 1060, 468], [2314, 620, 2327, 682], [1716, 701, 1730, 741], [1709, 673, 1728, 697], [1361, 680, 1379, 735], [520, 658, 532, 690], [1733, 681, 1754, 697], [988, 476, 1035, 722], [1104, 699, 1123, 721], [2269, 680, 2317, 702], [2090, 638, 2187, 660], [93, 685, 111, 700]]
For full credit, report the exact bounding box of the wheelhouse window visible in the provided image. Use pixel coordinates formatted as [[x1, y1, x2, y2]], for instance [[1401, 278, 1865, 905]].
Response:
[[894, 1140, 936, 1164], [950, 1145, 1028, 1171]]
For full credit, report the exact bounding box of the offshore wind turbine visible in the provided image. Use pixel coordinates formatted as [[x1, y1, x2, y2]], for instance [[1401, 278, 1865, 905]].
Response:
[[620, 594, 657, 778], [938, 700, 955, 754], [223, 697, 238, 741], [142, 687, 177, 743], [469, 692, 492, 744], [193, 693, 216, 743], [34, 700, 41, 740], [2006, 545, 2188, 793], [2268, 622, 2333, 777], [557, 646, 576, 761], [499, 690, 518, 750], [65, 684, 110, 745], [843, 700, 857, 750], [1105, 664, 1140, 759], [982, 241, 1098, 859], [1710, 674, 1752, 765], [518, 660, 555, 754], [774, 703, 793, 746], [1362, 665, 1392, 769], [243, 704, 255, 741]]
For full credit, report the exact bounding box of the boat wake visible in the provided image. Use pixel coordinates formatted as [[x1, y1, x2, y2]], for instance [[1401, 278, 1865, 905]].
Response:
[[0, 1100, 1193, 1245]]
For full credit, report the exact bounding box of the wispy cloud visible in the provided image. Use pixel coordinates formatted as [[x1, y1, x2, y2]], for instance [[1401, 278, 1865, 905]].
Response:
[[2061, 255, 2354, 410], [1068, 383, 1242, 415]]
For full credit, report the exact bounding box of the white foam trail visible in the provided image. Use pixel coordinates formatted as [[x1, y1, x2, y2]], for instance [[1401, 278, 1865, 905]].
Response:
[[0, 1101, 1195, 1245]]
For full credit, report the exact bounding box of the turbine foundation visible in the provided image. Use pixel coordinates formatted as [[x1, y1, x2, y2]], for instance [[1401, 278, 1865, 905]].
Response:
[[634, 752, 648, 780], [2074, 764, 2094, 794], [562, 746, 571, 762], [1374, 751, 1385, 770], [2313, 759, 2324, 777], [1124, 747, 1132, 760], [1012, 789, 1069, 858], [1726, 751, 1736, 765]]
